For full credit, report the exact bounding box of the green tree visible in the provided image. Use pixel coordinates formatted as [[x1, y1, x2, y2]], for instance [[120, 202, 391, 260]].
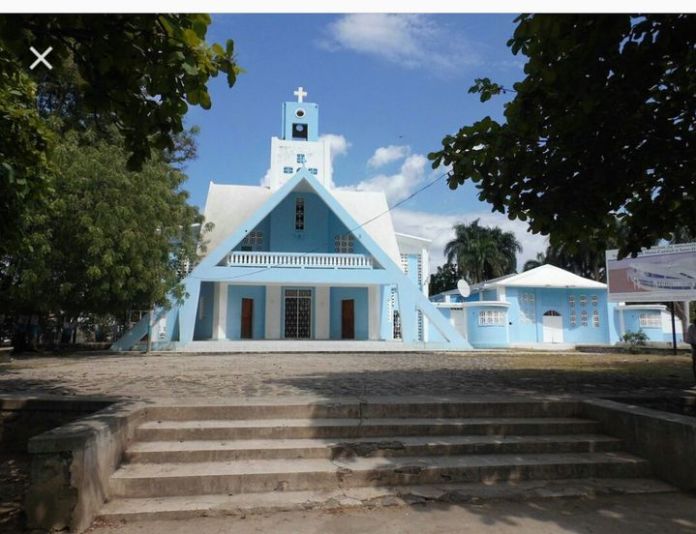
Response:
[[523, 252, 546, 272], [0, 127, 206, 333], [429, 15, 696, 259], [0, 14, 240, 256], [444, 219, 521, 284], [428, 262, 462, 296]]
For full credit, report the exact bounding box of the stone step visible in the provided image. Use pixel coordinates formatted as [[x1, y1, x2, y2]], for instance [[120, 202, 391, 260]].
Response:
[[109, 452, 650, 498], [141, 399, 580, 422], [124, 434, 623, 463], [99, 477, 676, 522], [135, 417, 601, 441]]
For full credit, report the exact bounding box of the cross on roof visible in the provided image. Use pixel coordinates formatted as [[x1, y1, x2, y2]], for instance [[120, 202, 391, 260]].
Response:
[[293, 86, 307, 103]]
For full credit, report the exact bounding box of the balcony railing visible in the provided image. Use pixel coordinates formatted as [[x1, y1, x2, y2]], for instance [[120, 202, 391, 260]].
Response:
[[226, 251, 374, 269]]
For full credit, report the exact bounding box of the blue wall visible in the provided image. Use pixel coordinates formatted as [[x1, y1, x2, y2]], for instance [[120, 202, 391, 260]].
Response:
[[466, 304, 509, 348], [330, 287, 369, 340], [193, 281, 215, 340], [505, 287, 609, 344], [227, 285, 266, 339], [238, 192, 367, 255]]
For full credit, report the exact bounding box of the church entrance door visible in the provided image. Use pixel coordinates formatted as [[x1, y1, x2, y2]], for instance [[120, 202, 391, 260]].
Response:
[[241, 298, 253, 339], [341, 299, 355, 339], [284, 289, 312, 339]]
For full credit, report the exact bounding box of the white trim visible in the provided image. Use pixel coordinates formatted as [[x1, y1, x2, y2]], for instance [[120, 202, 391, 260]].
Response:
[[459, 300, 511, 308], [215, 282, 228, 340]]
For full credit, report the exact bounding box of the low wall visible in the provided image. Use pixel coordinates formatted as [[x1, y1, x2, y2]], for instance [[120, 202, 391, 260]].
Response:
[[0, 397, 110, 453], [581, 398, 696, 491], [24, 400, 147, 532]]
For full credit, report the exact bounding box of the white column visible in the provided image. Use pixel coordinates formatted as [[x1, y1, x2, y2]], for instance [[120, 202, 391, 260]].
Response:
[[316, 286, 330, 339], [214, 283, 228, 340], [368, 285, 380, 340], [265, 285, 281, 339]]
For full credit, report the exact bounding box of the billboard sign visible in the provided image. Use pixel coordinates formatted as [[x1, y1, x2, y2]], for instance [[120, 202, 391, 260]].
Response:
[[606, 242, 696, 302]]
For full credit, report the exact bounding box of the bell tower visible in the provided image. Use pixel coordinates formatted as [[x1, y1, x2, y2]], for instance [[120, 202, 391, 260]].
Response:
[[268, 87, 333, 191]]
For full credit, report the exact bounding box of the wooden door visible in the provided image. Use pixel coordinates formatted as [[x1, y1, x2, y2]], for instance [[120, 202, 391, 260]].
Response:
[[341, 299, 355, 339], [241, 298, 253, 339]]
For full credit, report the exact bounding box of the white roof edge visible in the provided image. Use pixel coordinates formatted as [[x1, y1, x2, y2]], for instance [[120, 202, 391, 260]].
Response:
[[395, 232, 432, 243], [483, 265, 606, 289], [459, 300, 511, 308]]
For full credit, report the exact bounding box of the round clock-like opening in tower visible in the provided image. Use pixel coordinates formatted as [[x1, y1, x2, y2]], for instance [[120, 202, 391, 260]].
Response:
[[295, 108, 305, 118]]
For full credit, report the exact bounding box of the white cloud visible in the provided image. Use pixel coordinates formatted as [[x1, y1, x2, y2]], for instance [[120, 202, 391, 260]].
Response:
[[347, 153, 428, 204], [367, 145, 410, 168], [319, 133, 350, 159], [320, 14, 480, 74], [390, 208, 548, 273]]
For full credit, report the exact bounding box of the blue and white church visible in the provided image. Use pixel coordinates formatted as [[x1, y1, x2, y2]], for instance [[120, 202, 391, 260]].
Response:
[[112, 88, 470, 351]]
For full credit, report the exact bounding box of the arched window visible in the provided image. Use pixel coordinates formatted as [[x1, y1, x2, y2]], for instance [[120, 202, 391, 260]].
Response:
[[543, 310, 561, 317]]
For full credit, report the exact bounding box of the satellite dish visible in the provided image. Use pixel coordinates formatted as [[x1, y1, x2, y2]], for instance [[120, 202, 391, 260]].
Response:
[[457, 279, 471, 298]]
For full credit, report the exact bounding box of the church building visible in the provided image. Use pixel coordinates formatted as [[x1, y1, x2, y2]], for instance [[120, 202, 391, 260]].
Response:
[[112, 88, 470, 351]]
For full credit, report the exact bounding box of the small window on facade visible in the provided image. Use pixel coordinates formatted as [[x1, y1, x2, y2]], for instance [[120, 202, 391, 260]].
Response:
[[242, 231, 263, 250], [592, 309, 600, 327], [639, 313, 661, 328], [479, 310, 505, 326], [308, 168, 318, 175], [295, 197, 305, 231], [591, 295, 599, 306], [580, 310, 589, 327], [570, 313, 577, 327], [296, 153, 306, 164], [568, 295, 576, 307], [579, 295, 587, 306], [283, 166, 294, 174], [520, 292, 536, 323], [334, 234, 354, 253]]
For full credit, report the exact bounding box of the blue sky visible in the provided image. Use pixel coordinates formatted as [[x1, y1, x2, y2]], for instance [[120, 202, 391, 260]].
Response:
[[183, 14, 547, 269]]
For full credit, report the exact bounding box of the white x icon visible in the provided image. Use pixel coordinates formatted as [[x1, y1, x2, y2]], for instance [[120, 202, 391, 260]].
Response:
[[30, 46, 53, 70]]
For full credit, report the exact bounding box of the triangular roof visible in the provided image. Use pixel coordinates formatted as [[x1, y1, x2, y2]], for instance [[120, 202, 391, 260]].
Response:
[[194, 168, 403, 273], [476, 264, 606, 290], [201, 181, 401, 265]]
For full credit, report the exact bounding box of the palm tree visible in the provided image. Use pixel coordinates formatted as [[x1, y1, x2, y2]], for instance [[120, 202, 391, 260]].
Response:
[[444, 219, 522, 284], [523, 252, 546, 272]]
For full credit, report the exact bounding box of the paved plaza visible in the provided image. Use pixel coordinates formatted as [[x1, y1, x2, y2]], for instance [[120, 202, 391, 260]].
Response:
[[0, 350, 693, 400]]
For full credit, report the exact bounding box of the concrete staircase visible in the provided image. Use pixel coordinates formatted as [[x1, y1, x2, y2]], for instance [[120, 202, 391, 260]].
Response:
[[99, 399, 674, 521]]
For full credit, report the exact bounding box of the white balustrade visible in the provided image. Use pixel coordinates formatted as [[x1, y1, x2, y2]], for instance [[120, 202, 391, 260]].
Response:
[[226, 251, 374, 269]]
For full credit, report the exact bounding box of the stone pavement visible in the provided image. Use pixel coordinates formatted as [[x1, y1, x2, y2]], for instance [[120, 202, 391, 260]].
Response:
[[88, 492, 696, 534], [0, 351, 693, 400]]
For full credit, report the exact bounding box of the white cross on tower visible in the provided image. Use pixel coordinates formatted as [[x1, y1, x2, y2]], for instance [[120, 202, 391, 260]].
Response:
[[293, 86, 307, 103]]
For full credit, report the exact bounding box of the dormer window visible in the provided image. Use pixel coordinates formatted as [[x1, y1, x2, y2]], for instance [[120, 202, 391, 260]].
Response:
[[296, 153, 306, 164], [295, 197, 305, 231]]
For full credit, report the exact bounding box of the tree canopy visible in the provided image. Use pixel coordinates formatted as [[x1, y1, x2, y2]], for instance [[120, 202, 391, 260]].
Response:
[[444, 219, 521, 284], [0, 126, 205, 322], [428, 262, 462, 296], [0, 15, 240, 256], [429, 14, 696, 259]]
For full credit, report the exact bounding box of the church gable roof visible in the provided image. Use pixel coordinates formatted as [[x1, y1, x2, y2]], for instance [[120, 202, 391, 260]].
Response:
[[199, 178, 401, 265], [193, 169, 403, 273]]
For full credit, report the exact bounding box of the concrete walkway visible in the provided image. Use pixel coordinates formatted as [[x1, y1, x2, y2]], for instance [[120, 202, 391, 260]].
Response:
[[89, 493, 696, 533], [1, 351, 693, 399]]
